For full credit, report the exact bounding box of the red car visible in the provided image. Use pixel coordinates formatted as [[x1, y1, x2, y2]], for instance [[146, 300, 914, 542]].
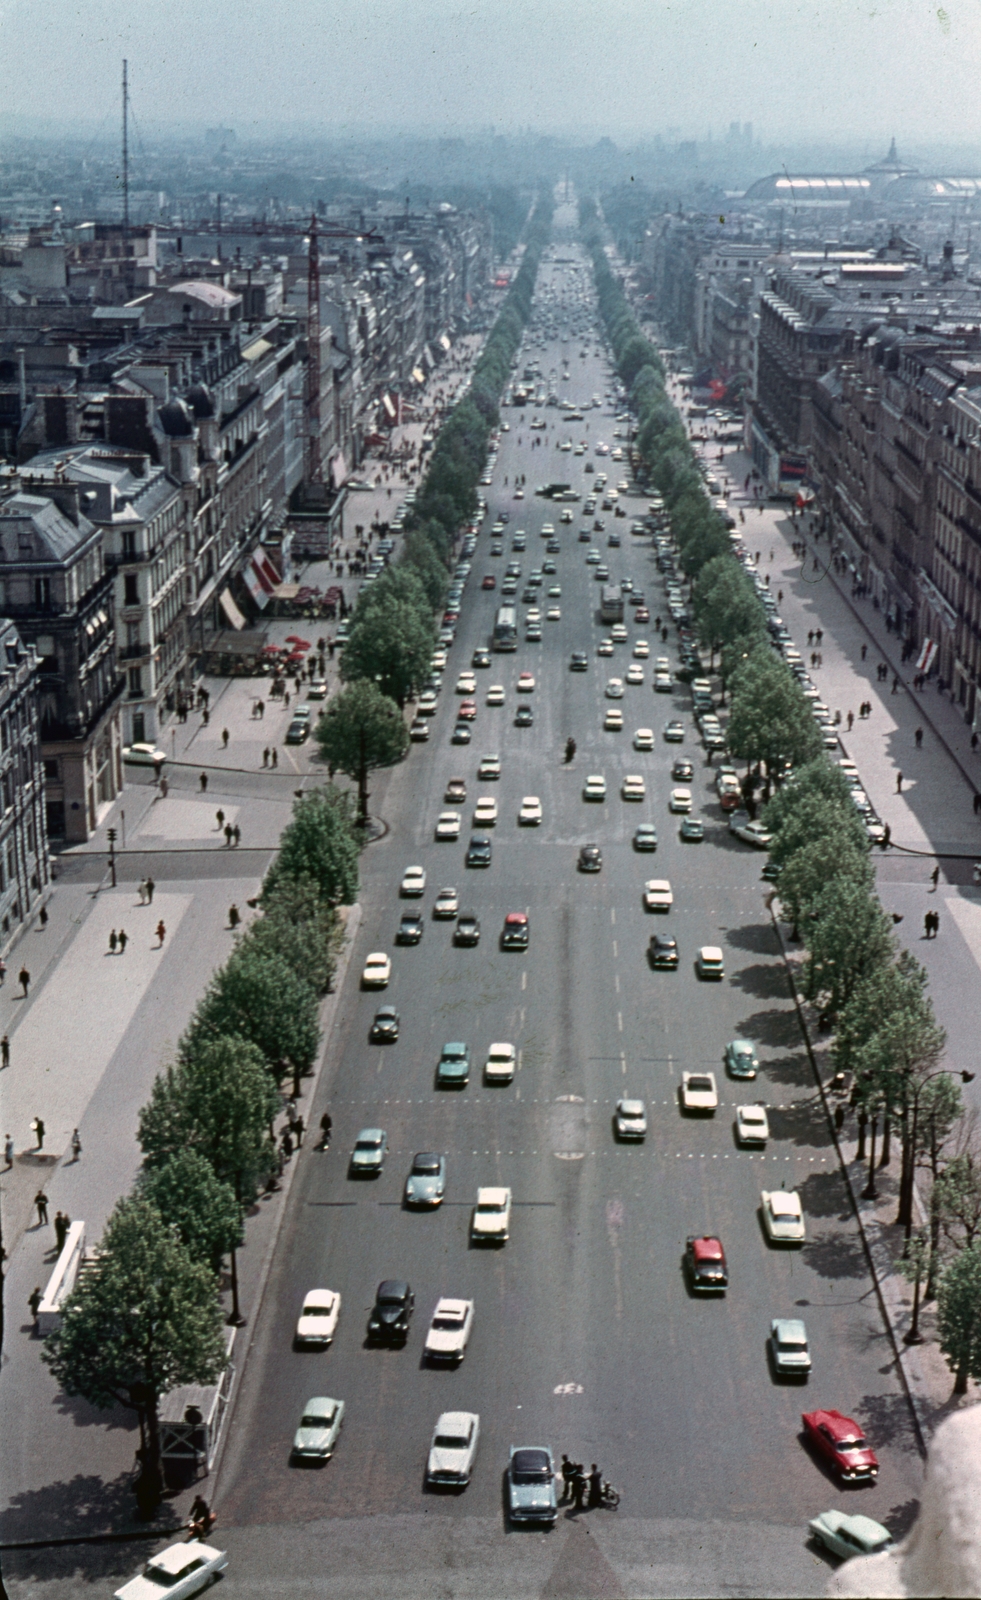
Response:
[[802, 1410, 878, 1482], [482, 575, 497, 590], [685, 1236, 728, 1291], [457, 700, 477, 721]]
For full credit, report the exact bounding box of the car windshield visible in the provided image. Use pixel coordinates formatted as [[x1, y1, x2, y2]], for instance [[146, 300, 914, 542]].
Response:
[[688, 1077, 713, 1091], [301, 1409, 334, 1427], [477, 1200, 504, 1212], [413, 1157, 440, 1173], [435, 1433, 470, 1449], [512, 1453, 550, 1481], [356, 1137, 381, 1150], [837, 1436, 868, 1451], [303, 1305, 332, 1316], [433, 1313, 464, 1329]]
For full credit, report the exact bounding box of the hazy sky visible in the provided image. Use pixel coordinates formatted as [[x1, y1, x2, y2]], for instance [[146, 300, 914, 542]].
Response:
[[4, 0, 981, 146]]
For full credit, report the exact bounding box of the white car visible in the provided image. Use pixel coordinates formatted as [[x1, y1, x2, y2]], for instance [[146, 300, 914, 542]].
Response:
[[611, 623, 628, 643], [400, 865, 426, 897], [696, 946, 725, 980], [622, 775, 645, 801], [633, 727, 654, 750], [485, 1042, 516, 1083], [605, 677, 625, 699], [654, 671, 673, 693], [546, 607, 561, 621], [643, 879, 673, 912], [761, 1188, 806, 1243], [431, 649, 448, 670], [525, 609, 542, 625], [614, 1098, 648, 1140], [295, 1288, 341, 1347], [478, 754, 501, 779], [456, 673, 477, 695], [122, 743, 167, 767], [583, 774, 606, 801], [516, 672, 535, 693], [471, 1185, 512, 1243], [114, 1542, 228, 1600], [426, 1410, 481, 1487], [486, 685, 505, 706], [733, 820, 773, 849], [424, 1298, 475, 1363], [680, 1072, 719, 1113], [361, 952, 391, 987], [418, 691, 439, 717], [669, 787, 692, 812], [736, 1105, 770, 1146], [633, 640, 650, 658], [625, 664, 644, 685], [655, 656, 671, 673], [433, 887, 459, 918], [519, 796, 543, 826], [474, 797, 498, 826], [435, 811, 462, 840], [597, 638, 614, 656]]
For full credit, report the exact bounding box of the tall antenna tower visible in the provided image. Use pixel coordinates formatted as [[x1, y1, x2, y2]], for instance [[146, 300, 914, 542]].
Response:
[[121, 59, 130, 240], [306, 214, 323, 484]]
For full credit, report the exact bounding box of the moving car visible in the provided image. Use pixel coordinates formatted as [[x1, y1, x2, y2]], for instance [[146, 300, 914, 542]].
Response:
[[622, 774, 645, 801], [457, 699, 477, 721], [724, 1039, 758, 1079], [733, 819, 773, 849], [451, 722, 471, 744], [604, 708, 623, 731], [681, 1072, 719, 1114], [501, 911, 529, 950], [578, 843, 602, 872], [114, 1540, 228, 1599], [349, 1128, 388, 1175], [444, 779, 467, 803], [802, 1410, 878, 1482], [478, 754, 501, 779], [285, 718, 310, 745], [455, 672, 477, 695], [396, 912, 424, 944], [292, 1396, 345, 1461], [808, 1511, 892, 1561], [466, 834, 492, 867], [424, 1298, 474, 1363], [634, 727, 654, 751], [736, 1104, 770, 1146], [437, 1042, 471, 1087], [519, 796, 543, 825], [361, 952, 391, 988], [404, 1152, 447, 1207], [649, 933, 679, 969], [654, 671, 673, 693], [605, 677, 624, 699], [696, 946, 725, 980], [427, 1411, 480, 1487], [367, 1281, 415, 1343], [633, 824, 658, 851], [485, 1042, 516, 1083], [435, 811, 462, 840], [679, 817, 705, 842], [685, 1235, 728, 1292], [369, 1005, 400, 1042], [471, 1186, 511, 1243], [625, 664, 644, 686], [762, 1189, 806, 1244], [400, 865, 426, 897], [486, 686, 505, 706], [672, 758, 694, 781], [570, 651, 589, 671], [474, 797, 498, 826], [454, 911, 481, 946], [583, 774, 606, 801], [507, 1446, 557, 1524], [295, 1289, 341, 1347], [121, 743, 168, 767], [433, 887, 459, 918], [669, 787, 692, 813], [643, 879, 673, 912], [770, 1318, 812, 1377], [597, 638, 614, 656], [664, 721, 685, 742], [614, 1098, 648, 1140], [517, 671, 535, 692]]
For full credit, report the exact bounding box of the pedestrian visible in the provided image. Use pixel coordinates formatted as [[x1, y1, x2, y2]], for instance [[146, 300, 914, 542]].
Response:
[[861, 643, 867, 661], [892, 675, 899, 694], [262, 747, 270, 768], [232, 824, 241, 847], [4, 1133, 13, 1168], [808, 631, 814, 647], [281, 1128, 294, 1162], [160, 777, 168, 798], [34, 1189, 48, 1225], [146, 876, 155, 904], [199, 772, 208, 792], [815, 630, 823, 646], [570, 1467, 587, 1511], [588, 1464, 604, 1508], [29, 1285, 42, 1329], [560, 1454, 575, 1501], [1, 1034, 9, 1069], [19, 966, 30, 996], [292, 1113, 305, 1148], [108, 928, 118, 955], [882, 823, 892, 850], [915, 727, 923, 748], [224, 823, 233, 847], [932, 910, 940, 938], [973, 731, 979, 752], [32, 1116, 44, 1150], [847, 711, 854, 732], [271, 748, 278, 768], [228, 904, 240, 929], [924, 912, 933, 939], [202, 708, 210, 726], [71, 1127, 81, 1161], [54, 1210, 68, 1253], [319, 1111, 333, 1148], [138, 878, 147, 905], [39, 904, 48, 928], [834, 1104, 845, 1133], [155, 920, 166, 947], [216, 809, 225, 830], [221, 728, 229, 749], [897, 771, 903, 793], [117, 928, 128, 954]]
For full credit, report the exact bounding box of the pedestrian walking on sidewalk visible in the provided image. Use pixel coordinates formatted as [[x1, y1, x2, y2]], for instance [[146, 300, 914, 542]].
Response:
[[39, 904, 48, 928], [915, 727, 923, 748], [29, 1285, 42, 1329], [199, 772, 208, 792], [897, 772, 903, 793], [271, 748, 278, 768], [108, 929, 118, 955], [932, 910, 940, 937], [32, 1114, 45, 1148], [117, 929, 128, 954], [54, 1210, 68, 1253], [1, 1034, 9, 1069], [834, 1104, 845, 1133], [224, 823, 233, 847], [216, 809, 225, 830], [221, 728, 229, 749], [861, 644, 867, 661], [232, 825, 240, 847], [924, 912, 933, 939], [262, 748, 270, 767], [228, 904, 240, 929], [160, 776, 168, 798], [292, 1113, 305, 1148], [19, 966, 30, 996], [34, 1190, 48, 1225], [4, 1133, 13, 1167], [931, 864, 941, 889], [155, 920, 166, 947], [202, 708, 210, 727], [71, 1128, 81, 1162], [847, 711, 854, 732], [145, 876, 155, 904], [319, 1111, 332, 1148], [281, 1128, 294, 1162], [892, 675, 899, 694]]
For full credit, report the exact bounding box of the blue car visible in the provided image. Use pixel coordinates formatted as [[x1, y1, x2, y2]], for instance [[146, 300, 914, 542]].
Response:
[[436, 1042, 471, 1087]]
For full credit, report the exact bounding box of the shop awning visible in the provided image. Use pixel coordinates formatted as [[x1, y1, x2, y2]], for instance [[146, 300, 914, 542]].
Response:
[[272, 582, 302, 600], [219, 589, 247, 630]]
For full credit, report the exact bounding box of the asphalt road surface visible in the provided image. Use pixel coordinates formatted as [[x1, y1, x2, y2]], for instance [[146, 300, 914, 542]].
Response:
[[212, 241, 923, 1598]]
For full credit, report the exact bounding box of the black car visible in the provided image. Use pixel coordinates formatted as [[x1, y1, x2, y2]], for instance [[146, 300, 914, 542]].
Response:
[[454, 912, 481, 946], [285, 719, 310, 745], [570, 651, 589, 671], [546, 539, 562, 553], [672, 759, 695, 782], [515, 705, 533, 727], [466, 835, 492, 867], [471, 649, 491, 669], [649, 933, 679, 969], [367, 1280, 415, 1343], [578, 843, 602, 872], [396, 911, 424, 944], [370, 1006, 400, 1042], [451, 723, 472, 744], [501, 912, 530, 949]]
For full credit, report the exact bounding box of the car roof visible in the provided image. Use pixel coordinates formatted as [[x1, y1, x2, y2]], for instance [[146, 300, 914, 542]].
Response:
[[302, 1288, 336, 1307], [618, 1098, 645, 1113], [700, 946, 724, 960], [806, 1409, 860, 1439], [729, 1038, 755, 1050], [433, 1297, 470, 1317], [690, 1236, 724, 1260], [505, 911, 527, 922], [151, 1543, 219, 1575], [766, 1189, 802, 1214], [377, 1280, 410, 1298], [357, 1127, 384, 1140], [436, 1409, 478, 1431], [477, 1185, 510, 1202], [488, 1041, 515, 1054], [772, 1317, 807, 1339]]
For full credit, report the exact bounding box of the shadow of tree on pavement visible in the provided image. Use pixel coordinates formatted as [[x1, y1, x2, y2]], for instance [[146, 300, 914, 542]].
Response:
[[799, 1167, 853, 1219], [768, 1101, 831, 1150], [803, 1231, 869, 1281], [724, 920, 783, 957], [730, 961, 793, 1002], [0, 1468, 181, 1552], [883, 1498, 921, 1540], [734, 1006, 802, 1050], [855, 1390, 923, 1454]]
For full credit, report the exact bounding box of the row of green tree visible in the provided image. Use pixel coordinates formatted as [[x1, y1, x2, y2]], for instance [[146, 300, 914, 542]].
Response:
[[42, 787, 362, 1506], [585, 236, 981, 1396]]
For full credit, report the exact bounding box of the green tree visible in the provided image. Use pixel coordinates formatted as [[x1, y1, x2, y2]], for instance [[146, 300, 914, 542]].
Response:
[[777, 832, 873, 939], [187, 945, 320, 1095], [340, 595, 435, 708], [139, 1149, 243, 1274], [727, 647, 824, 789], [802, 878, 895, 1021], [693, 556, 765, 665], [42, 1194, 226, 1500], [315, 679, 408, 824], [767, 791, 870, 871], [401, 529, 449, 610], [937, 1243, 981, 1393], [139, 1035, 280, 1204], [264, 786, 360, 907], [764, 758, 857, 836], [252, 873, 342, 996], [936, 1152, 981, 1253]]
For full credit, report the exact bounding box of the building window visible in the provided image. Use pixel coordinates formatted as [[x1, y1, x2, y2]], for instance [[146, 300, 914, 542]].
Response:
[[35, 577, 51, 608], [127, 668, 143, 698], [132, 712, 146, 743], [124, 574, 139, 605], [45, 800, 65, 838], [43, 757, 59, 780], [122, 529, 137, 560]]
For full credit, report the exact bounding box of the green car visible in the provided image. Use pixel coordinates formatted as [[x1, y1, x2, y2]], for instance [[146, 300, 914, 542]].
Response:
[[292, 1395, 345, 1462], [724, 1039, 759, 1079], [808, 1510, 893, 1562], [437, 1042, 471, 1087]]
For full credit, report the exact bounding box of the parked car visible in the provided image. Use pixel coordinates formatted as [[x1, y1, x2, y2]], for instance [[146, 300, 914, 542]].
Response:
[[506, 1446, 557, 1524]]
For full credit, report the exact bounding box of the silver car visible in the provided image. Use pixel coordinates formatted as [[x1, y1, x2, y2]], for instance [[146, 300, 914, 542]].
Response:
[[291, 1395, 345, 1462], [427, 1410, 480, 1486], [507, 1445, 557, 1523], [404, 1152, 446, 1207]]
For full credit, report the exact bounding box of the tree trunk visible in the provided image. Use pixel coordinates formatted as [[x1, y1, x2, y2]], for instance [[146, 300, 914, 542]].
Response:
[[357, 729, 369, 825], [227, 1246, 244, 1326], [862, 1116, 878, 1200], [880, 1114, 892, 1167], [955, 1360, 969, 1396]]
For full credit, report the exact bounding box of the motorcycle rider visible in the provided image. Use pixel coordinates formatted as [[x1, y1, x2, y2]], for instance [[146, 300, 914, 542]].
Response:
[[564, 737, 576, 764]]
